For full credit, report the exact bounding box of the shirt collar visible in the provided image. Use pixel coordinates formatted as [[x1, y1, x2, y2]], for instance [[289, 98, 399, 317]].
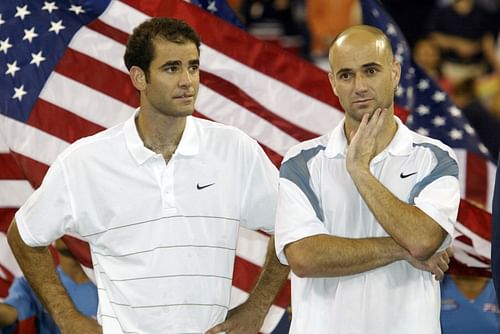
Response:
[[324, 116, 413, 159], [124, 109, 200, 165]]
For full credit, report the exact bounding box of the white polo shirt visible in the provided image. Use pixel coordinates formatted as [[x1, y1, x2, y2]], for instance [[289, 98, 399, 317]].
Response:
[[275, 117, 460, 334], [16, 111, 278, 334]]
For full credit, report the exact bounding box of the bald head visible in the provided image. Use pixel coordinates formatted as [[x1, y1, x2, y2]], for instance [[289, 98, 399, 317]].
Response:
[[328, 25, 394, 69]]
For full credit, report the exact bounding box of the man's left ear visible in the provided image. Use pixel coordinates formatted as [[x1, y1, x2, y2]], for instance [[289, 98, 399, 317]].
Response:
[[392, 61, 401, 90]]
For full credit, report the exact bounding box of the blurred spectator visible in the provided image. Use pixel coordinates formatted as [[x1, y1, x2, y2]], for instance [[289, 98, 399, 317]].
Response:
[[450, 79, 500, 160], [413, 38, 453, 93], [426, 0, 500, 84], [239, 0, 310, 57], [306, 0, 361, 58], [381, 0, 436, 49], [441, 274, 500, 334], [0, 239, 97, 334]]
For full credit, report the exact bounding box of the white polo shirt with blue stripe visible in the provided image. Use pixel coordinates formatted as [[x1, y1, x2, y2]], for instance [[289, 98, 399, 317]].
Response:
[[275, 116, 460, 334], [15, 110, 279, 334]]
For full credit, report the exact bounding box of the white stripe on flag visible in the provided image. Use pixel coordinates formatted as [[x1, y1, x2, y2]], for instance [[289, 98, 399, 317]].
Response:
[[0, 180, 34, 208], [235, 227, 269, 267], [0, 114, 69, 165], [69, 26, 128, 73], [454, 222, 491, 258], [40, 72, 135, 128], [201, 44, 343, 135], [197, 85, 299, 155], [99, 0, 150, 34]]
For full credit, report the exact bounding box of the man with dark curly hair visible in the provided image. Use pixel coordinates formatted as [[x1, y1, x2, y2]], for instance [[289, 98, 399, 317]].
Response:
[[8, 17, 289, 334]]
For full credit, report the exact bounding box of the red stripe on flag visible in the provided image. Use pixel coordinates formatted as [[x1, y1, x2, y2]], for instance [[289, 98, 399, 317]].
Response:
[[458, 198, 492, 241], [9, 152, 49, 189], [121, 0, 343, 110], [233, 256, 290, 309], [201, 71, 319, 142], [28, 99, 105, 143], [0, 208, 16, 233], [87, 19, 130, 45], [55, 49, 139, 108], [465, 152, 488, 206], [61, 235, 93, 268], [193, 111, 285, 166], [0, 154, 24, 179]]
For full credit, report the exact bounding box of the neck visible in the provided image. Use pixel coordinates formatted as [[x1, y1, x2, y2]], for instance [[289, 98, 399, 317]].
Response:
[[59, 255, 90, 284], [136, 109, 187, 161], [451, 275, 489, 301], [344, 113, 398, 155]]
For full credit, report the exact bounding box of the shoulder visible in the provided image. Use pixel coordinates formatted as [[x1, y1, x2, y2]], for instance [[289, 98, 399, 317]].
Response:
[[409, 130, 458, 161], [193, 117, 261, 150], [56, 122, 126, 163], [282, 134, 329, 165]]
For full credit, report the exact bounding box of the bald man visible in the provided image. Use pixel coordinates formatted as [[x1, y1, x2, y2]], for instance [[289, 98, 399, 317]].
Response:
[[274, 25, 460, 333]]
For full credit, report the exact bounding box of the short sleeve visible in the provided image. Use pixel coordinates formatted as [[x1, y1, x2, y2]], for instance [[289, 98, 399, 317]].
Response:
[[239, 142, 279, 233], [414, 175, 460, 250], [15, 158, 75, 247]]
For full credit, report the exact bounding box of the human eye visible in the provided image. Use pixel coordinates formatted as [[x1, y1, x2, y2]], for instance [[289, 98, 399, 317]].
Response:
[[189, 63, 199, 72], [339, 72, 352, 80], [366, 67, 379, 75], [164, 65, 179, 73]]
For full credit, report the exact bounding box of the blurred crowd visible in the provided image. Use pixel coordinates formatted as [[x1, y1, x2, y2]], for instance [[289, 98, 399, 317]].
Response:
[[228, 0, 500, 160]]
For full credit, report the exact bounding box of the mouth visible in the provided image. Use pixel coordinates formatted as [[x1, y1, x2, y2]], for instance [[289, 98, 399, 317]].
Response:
[[353, 98, 373, 105], [173, 93, 195, 102]]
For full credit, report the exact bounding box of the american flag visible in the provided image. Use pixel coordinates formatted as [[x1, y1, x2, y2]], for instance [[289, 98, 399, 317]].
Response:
[[0, 0, 495, 332]]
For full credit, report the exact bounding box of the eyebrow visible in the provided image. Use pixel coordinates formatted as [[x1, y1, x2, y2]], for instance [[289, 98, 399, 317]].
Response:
[[160, 59, 199, 69], [335, 62, 383, 76]]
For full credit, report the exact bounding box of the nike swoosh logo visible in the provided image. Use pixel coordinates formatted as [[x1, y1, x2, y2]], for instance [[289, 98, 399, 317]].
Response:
[[197, 183, 215, 190], [400, 172, 417, 179]]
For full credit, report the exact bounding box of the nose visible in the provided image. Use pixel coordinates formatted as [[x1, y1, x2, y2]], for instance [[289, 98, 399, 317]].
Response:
[[353, 74, 368, 94], [178, 68, 193, 88]]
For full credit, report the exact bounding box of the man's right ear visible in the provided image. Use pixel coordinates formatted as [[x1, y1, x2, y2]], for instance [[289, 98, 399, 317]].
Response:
[[328, 72, 338, 96], [130, 66, 146, 91]]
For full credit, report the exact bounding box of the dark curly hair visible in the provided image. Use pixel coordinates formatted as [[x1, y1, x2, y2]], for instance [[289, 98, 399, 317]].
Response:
[[123, 17, 201, 79]]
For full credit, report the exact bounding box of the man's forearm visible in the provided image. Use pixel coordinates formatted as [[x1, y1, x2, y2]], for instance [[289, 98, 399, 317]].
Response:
[[7, 220, 79, 328], [246, 237, 289, 314], [348, 168, 446, 260], [285, 234, 408, 278]]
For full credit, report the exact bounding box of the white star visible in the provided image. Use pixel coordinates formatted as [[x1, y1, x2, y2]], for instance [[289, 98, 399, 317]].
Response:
[[448, 106, 462, 117], [416, 105, 430, 115], [432, 91, 446, 103], [23, 27, 39, 43], [478, 143, 489, 154], [417, 128, 429, 136], [372, 9, 380, 17], [432, 116, 446, 127], [417, 79, 430, 91], [386, 23, 397, 36], [395, 54, 403, 64], [15, 5, 31, 20], [449, 128, 463, 140], [464, 123, 475, 135], [69, 5, 86, 15], [30, 51, 46, 67], [49, 20, 66, 34], [42, 1, 59, 13], [12, 85, 27, 101], [408, 67, 415, 75], [396, 86, 404, 97], [406, 86, 414, 102], [206, 0, 218, 13], [0, 14, 5, 26], [0, 37, 13, 54], [407, 115, 413, 124], [5, 61, 20, 77]]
